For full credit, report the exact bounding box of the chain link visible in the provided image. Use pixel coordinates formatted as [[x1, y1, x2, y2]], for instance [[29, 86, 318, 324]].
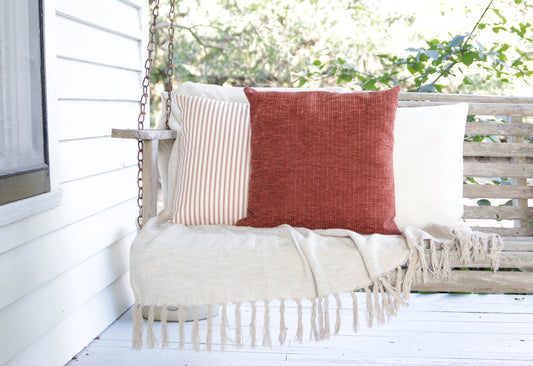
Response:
[[165, 0, 176, 128], [136, 0, 161, 228]]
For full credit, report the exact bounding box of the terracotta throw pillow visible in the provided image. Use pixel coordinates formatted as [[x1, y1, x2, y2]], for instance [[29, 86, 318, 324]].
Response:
[[236, 86, 401, 234]]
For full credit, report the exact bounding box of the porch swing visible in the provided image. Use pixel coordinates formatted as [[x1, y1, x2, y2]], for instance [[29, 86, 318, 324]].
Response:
[[112, 0, 533, 352]]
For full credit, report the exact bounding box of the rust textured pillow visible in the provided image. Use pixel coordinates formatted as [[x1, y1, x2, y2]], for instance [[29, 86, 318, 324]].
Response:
[[236, 86, 401, 235]]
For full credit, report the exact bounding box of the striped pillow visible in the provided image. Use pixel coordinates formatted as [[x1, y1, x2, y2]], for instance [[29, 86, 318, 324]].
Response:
[[171, 95, 250, 225]]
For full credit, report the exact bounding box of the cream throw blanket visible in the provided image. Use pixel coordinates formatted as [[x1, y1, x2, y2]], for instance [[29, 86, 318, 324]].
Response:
[[131, 208, 502, 351]]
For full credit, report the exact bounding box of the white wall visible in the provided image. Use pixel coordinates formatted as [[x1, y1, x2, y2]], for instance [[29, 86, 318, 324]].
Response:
[[0, 0, 147, 364]]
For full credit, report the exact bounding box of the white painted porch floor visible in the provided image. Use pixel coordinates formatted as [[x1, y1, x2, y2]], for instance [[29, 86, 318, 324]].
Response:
[[67, 293, 533, 366]]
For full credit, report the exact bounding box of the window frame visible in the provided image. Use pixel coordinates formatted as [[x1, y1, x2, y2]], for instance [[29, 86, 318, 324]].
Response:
[[0, 0, 50, 206], [0, 0, 62, 227]]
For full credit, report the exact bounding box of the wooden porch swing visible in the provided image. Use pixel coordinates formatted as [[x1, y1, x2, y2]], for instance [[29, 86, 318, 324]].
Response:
[[111, 0, 533, 352]]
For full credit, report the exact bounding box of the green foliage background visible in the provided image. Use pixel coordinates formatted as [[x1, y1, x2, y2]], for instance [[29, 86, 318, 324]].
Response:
[[148, 0, 532, 121]]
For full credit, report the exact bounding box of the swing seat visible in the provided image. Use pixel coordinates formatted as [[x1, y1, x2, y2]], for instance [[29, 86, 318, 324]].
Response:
[[112, 83, 533, 351]]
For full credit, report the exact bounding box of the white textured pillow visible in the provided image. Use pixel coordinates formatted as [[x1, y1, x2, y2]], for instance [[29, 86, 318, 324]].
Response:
[[393, 103, 468, 230], [171, 95, 250, 225]]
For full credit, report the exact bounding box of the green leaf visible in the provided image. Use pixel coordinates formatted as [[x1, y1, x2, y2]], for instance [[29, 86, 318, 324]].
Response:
[[312, 60, 321, 66], [503, 200, 513, 206], [461, 51, 477, 66], [449, 35, 466, 47], [424, 50, 440, 60], [477, 199, 491, 206], [492, 8, 507, 24]]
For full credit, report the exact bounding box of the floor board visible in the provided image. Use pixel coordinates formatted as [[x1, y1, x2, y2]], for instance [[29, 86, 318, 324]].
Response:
[[66, 293, 533, 366]]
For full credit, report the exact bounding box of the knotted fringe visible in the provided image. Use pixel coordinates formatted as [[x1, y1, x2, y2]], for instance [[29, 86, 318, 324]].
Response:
[[177, 305, 185, 348], [250, 301, 257, 347], [131, 230, 503, 351], [146, 305, 156, 348], [335, 295, 342, 335], [192, 306, 200, 351], [279, 300, 287, 345], [206, 305, 213, 352], [132, 303, 143, 350], [310, 298, 318, 341], [350, 292, 358, 333], [160, 305, 169, 348], [235, 303, 242, 348], [262, 301, 272, 348], [220, 303, 228, 351], [296, 300, 303, 343]]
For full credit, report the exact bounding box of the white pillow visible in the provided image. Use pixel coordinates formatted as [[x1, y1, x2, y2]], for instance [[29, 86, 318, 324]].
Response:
[[393, 103, 468, 230], [170, 94, 250, 225]]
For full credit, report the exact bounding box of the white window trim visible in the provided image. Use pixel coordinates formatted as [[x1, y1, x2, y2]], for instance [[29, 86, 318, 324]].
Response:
[[0, 0, 62, 227], [0, 190, 62, 226]]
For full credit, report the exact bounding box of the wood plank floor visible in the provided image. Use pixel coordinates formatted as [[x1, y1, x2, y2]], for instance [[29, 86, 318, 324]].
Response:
[[66, 293, 533, 366]]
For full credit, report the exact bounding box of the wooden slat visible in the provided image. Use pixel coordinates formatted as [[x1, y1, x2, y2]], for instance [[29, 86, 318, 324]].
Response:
[[463, 162, 533, 178], [111, 128, 177, 140], [399, 92, 533, 104], [463, 206, 533, 220], [463, 142, 533, 157], [411, 271, 533, 293], [502, 237, 533, 251], [463, 184, 533, 199], [473, 227, 533, 237], [398, 101, 533, 116], [465, 122, 533, 136], [422, 251, 533, 269]]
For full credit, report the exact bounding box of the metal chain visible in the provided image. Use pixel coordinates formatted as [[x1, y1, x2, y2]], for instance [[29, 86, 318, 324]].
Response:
[[165, 0, 176, 128], [136, 0, 161, 228]]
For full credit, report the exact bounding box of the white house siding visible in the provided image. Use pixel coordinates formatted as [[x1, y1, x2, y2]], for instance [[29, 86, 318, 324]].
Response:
[[0, 0, 147, 365]]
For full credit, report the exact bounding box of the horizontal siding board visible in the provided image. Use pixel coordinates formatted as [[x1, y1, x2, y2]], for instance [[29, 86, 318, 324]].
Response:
[[0, 235, 133, 365], [463, 162, 533, 178], [0, 166, 137, 255], [57, 100, 139, 141], [56, 58, 141, 101], [55, 0, 141, 38], [56, 16, 141, 71], [463, 142, 533, 157], [4, 273, 132, 366], [0, 200, 136, 310], [465, 122, 533, 136], [463, 184, 533, 199], [57, 137, 138, 183], [463, 206, 533, 220]]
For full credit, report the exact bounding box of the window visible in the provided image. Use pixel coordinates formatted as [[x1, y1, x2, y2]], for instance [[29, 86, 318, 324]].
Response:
[[0, 0, 49, 205]]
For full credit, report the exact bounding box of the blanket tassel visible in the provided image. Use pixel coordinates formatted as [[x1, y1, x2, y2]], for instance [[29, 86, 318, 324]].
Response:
[[310, 298, 318, 341], [334, 294, 342, 335], [192, 306, 200, 351], [317, 297, 325, 339], [279, 300, 287, 345], [235, 303, 242, 349], [206, 305, 213, 352], [365, 287, 373, 327], [132, 303, 143, 350], [324, 296, 330, 339], [146, 304, 156, 348], [250, 301, 257, 347], [220, 303, 228, 351], [262, 301, 272, 348], [296, 300, 303, 343], [160, 305, 169, 348], [178, 305, 186, 349]]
